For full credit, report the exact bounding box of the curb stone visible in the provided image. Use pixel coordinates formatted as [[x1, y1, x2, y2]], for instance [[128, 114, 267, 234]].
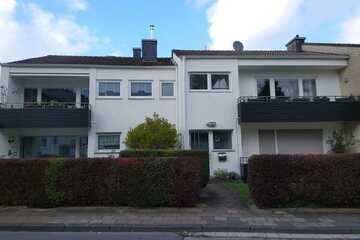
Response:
[[1, 223, 360, 234]]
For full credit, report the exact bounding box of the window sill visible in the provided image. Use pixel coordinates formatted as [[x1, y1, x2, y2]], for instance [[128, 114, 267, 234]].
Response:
[[96, 97, 122, 100], [95, 150, 120, 154], [211, 149, 235, 152], [128, 97, 155, 100], [160, 97, 176, 100], [189, 90, 231, 93]]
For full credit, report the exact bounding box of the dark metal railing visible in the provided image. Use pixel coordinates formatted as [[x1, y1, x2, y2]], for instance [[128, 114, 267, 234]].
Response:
[[238, 95, 360, 103], [0, 102, 91, 109]]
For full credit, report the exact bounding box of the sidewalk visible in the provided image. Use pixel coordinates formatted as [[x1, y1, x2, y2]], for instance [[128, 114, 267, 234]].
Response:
[[0, 206, 359, 234]]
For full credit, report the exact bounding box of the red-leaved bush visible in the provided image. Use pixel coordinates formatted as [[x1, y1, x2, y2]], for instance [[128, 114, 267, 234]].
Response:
[[0, 156, 204, 208]]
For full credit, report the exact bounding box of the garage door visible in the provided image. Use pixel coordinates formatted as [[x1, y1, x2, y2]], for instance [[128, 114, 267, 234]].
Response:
[[259, 129, 323, 154]]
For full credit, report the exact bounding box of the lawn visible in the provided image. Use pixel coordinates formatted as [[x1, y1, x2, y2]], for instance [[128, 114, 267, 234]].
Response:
[[223, 181, 254, 206]]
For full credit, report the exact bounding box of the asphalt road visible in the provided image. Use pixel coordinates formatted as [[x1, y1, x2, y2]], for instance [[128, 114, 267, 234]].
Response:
[[0, 232, 183, 240]]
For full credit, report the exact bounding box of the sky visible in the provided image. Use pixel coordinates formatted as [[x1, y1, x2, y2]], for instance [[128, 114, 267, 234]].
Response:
[[0, 0, 360, 63]]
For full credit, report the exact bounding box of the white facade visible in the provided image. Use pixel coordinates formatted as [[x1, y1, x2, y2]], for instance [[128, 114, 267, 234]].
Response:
[[0, 48, 350, 175]]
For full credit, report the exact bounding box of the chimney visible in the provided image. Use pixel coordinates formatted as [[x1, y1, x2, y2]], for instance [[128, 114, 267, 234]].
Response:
[[142, 25, 157, 62], [286, 35, 306, 52], [133, 47, 141, 60]]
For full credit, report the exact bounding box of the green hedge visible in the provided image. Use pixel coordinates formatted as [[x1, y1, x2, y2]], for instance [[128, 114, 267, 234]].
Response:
[[119, 150, 209, 187], [0, 156, 203, 208], [248, 154, 360, 208]]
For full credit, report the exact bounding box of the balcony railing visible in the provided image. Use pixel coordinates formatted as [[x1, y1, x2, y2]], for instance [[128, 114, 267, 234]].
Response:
[[0, 102, 91, 128], [238, 95, 360, 103], [238, 96, 360, 122], [0, 102, 90, 109]]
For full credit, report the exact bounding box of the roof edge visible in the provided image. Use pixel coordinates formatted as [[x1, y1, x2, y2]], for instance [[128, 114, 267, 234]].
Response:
[[304, 42, 360, 48], [2, 63, 176, 69]]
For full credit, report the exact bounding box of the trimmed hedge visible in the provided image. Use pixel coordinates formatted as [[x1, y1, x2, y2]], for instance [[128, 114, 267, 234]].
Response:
[[0, 156, 203, 208], [248, 154, 360, 208], [119, 150, 209, 187]]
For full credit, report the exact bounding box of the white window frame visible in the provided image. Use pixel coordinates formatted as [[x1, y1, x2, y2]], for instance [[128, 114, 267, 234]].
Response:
[[212, 130, 233, 151], [189, 72, 231, 92], [254, 76, 318, 97], [129, 80, 154, 99], [160, 80, 176, 99], [96, 80, 122, 99], [96, 133, 121, 153]]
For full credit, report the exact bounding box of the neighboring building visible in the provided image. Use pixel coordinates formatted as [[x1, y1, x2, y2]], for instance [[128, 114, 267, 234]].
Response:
[[300, 38, 360, 151], [1, 35, 360, 175]]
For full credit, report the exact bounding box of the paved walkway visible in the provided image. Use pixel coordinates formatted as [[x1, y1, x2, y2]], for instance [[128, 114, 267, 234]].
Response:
[[0, 183, 359, 234], [201, 183, 248, 209]]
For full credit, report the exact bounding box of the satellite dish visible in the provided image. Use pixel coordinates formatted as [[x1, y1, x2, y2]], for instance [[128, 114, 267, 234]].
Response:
[[233, 41, 244, 51]]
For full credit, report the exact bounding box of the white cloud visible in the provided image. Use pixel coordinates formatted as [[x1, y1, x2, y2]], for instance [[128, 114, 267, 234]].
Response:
[[65, 0, 87, 11], [340, 9, 360, 43], [206, 0, 302, 50], [0, 0, 107, 62]]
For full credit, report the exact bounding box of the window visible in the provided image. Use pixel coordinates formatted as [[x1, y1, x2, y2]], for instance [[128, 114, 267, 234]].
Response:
[[42, 88, 76, 103], [257, 79, 270, 97], [275, 79, 299, 98], [213, 130, 232, 150], [130, 81, 152, 97], [161, 81, 175, 97], [98, 134, 121, 151], [22, 136, 76, 158], [190, 74, 207, 90], [81, 88, 89, 103], [98, 81, 121, 97], [303, 79, 316, 97], [258, 129, 323, 154], [80, 137, 88, 157], [24, 88, 37, 103], [190, 131, 209, 150], [211, 74, 229, 90]]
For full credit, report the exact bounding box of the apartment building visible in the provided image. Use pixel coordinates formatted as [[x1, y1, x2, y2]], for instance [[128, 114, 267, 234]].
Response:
[[1, 35, 359, 174]]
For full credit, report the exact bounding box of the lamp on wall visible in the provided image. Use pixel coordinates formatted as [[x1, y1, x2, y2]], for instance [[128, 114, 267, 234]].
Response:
[[206, 122, 217, 128]]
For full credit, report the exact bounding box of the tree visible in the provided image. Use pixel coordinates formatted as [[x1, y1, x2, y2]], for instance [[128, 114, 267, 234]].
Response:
[[124, 113, 179, 149], [327, 128, 355, 153]]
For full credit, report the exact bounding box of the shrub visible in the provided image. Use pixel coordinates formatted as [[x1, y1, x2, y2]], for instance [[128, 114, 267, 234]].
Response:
[[0, 159, 48, 207], [119, 149, 209, 187], [327, 129, 355, 153], [213, 169, 241, 182], [248, 154, 360, 208], [213, 169, 229, 181], [124, 113, 179, 149], [0, 156, 203, 208]]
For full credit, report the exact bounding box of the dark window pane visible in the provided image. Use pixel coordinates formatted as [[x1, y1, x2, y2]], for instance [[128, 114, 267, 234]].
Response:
[[257, 79, 270, 96], [42, 88, 76, 102], [24, 88, 37, 103], [303, 79, 316, 97], [213, 130, 232, 150], [190, 131, 209, 150], [131, 82, 152, 96], [99, 82, 120, 96], [98, 134, 120, 150], [81, 88, 89, 103], [190, 74, 207, 90], [259, 130, 276, 154], [275, 79, 299, 97], [80, 136, 88, 157], [211, 74, 229, 89], [161, 82, 174, 96], [21, 136, 76, 158]]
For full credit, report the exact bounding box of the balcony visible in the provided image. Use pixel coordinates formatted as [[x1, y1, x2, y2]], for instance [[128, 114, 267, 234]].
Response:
[[238, 96, 360, 123], [0, 102, 91, 128]]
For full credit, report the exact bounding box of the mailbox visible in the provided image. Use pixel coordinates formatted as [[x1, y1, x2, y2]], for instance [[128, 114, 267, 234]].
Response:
[[218, 152, 227, 162]]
